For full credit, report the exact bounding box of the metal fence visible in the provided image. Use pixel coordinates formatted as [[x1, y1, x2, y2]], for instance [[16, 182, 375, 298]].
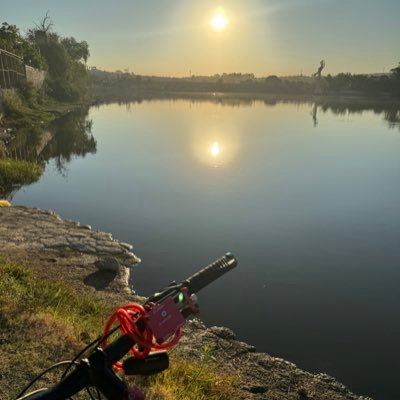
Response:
[[0, 49, 26, 89]]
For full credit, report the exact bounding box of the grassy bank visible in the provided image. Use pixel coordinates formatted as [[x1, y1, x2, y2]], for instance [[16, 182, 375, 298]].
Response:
[[0, 258, 239, 400], [0, 158, 44, 194], [1, 89, 53, 128], [0, 88, 86, 129]]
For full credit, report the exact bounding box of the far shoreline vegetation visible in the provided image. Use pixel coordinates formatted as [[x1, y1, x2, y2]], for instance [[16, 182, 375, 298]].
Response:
[[89, 64, 400, 103]]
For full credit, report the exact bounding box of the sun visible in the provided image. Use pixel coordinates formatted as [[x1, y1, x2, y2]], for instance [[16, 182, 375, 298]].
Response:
[[210, 9, 228, 31], [210, 142, 221, 157]]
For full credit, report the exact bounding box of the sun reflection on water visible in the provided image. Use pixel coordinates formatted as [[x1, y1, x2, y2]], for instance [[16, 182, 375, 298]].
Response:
[[191, 131, 239, 168]]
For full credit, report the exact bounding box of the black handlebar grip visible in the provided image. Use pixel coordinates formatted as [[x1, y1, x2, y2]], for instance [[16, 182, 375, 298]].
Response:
[[183, 252, 237, 294]]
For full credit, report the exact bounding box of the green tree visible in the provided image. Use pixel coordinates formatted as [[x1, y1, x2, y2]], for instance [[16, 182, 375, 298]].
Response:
[[61, 37, 90, 63], [26, 14, 90, 101], [0, 22, 45, 69], [264, 75, 282, 91], [391, 62, 400, 79]]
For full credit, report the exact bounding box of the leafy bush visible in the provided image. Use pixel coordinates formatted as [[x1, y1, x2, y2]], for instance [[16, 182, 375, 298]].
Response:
[[1, 90, 52, 126], [1, 90, 29, 118], [17, 80, 38, 106]]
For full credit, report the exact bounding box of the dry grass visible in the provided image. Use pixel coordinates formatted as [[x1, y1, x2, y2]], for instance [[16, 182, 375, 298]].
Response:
[[142, 355, 240, 400], [0, 258, 107, 399], [0, 258, 240, 400]]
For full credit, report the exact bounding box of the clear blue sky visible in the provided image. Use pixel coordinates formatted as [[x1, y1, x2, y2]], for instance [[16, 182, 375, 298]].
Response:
[[1, 0, 399, 76]]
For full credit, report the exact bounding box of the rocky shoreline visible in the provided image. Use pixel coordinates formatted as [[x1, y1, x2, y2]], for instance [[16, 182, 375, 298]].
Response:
[[0, 206, 372, 400]]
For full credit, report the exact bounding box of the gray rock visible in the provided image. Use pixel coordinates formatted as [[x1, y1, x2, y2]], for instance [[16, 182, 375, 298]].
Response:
[[209, 326, 237, 340], [95, 257, 120, 272], [96, 245, 123, 255], [120, 242, 133, 251], [43, 209, 56, 216], [124, 251, 139, 261], [70, 242, 96, 253], [81, 224, 92, 230]]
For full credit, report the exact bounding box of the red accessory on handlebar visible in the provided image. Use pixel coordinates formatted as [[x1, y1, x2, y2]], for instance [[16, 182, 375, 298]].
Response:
[[101, 303, 182, 370]]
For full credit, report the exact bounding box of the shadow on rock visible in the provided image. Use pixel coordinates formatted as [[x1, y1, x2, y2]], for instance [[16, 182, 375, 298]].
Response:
[[84, 270, 117, 290]]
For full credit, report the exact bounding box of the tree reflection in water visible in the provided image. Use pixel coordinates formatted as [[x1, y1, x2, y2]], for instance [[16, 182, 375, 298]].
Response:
[[41, 108, 96, 175], [314, 100, 400, 131], [3, 108, 96, 197], [95, 93, 400, 132]]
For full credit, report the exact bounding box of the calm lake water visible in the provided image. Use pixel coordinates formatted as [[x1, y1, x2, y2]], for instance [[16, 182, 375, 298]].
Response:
[[9, 97, 400, 400]]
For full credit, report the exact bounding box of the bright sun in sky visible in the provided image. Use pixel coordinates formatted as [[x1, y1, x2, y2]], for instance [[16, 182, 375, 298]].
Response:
[[210, 8, 228, 31], [210, 142, 221, 157]]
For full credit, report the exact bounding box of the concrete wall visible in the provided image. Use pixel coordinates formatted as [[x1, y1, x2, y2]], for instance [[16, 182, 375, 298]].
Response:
[[25, 65, 45, 88]]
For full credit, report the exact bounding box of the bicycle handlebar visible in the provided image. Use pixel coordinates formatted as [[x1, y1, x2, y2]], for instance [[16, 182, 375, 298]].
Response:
[[18, 253, 238, 400], [183, 252, 237, 294]]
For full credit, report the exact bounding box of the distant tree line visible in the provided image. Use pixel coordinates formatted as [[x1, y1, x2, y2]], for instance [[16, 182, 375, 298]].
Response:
[[0, 15, 89, 102], [89, 70, 315, 97], [325, 72, 399, 97], [89, 64, 400, 99]]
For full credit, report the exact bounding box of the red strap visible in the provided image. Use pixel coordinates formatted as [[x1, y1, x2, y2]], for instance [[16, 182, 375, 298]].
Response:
[[101, 303, 182, 370]]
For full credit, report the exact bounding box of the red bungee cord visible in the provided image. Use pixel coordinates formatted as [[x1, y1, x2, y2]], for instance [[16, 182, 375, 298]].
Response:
[[101, 303, 182, 370]]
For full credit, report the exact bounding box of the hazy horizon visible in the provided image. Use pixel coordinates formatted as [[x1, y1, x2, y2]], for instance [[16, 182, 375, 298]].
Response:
[[1, 0, 400, 77]]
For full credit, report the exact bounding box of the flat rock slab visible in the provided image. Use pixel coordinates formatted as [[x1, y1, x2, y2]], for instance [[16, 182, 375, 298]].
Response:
[[180, 320, 373, 400], [0, 206, 140, 299]]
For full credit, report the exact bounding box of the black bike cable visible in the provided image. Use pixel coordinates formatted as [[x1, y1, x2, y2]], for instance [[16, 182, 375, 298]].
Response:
[[16, 388, 48, 400], [92, 386, 103, 400], [95, 387, 103, 399], [85, 386, 98, 400], [61, 324, 121, 379], [16, 326, 121, 400], [15, 360, 79, 399]]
